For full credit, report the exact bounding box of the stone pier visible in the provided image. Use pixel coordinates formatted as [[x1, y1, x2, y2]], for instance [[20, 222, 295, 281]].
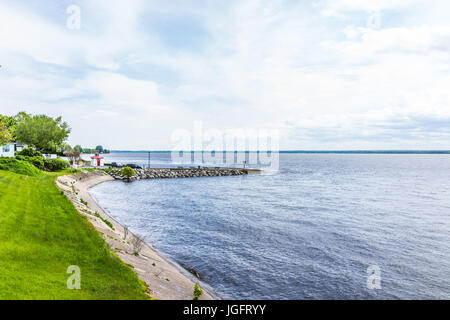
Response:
[[107, 167, 252, 181]]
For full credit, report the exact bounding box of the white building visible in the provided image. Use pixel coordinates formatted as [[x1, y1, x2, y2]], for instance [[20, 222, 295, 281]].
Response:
[[42, 154, 58, 159], [0, 142, 16, 157], [16, 143, 26, 152]]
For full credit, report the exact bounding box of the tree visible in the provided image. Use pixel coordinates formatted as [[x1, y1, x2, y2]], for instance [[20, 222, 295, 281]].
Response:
[[14, 115, 71, 152], [61, 143, 72, 152], [74, 145, 83, 153], [65, 149, 81, 165], [14, 112, 30, 122], [0, 119, 12, 146], [0, 114, 18, 142], [95, 145, 104, 153]]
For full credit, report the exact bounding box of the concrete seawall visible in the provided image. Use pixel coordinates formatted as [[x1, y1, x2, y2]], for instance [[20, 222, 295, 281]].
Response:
[[108, 167, 253, 181]]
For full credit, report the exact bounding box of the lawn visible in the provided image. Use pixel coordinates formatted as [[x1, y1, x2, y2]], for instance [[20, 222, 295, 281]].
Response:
[[0, 165, 149, 299]]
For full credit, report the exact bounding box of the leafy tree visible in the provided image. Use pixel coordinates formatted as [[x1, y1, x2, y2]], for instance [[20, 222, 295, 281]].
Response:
[[0, 112, 31, 143], [64, 144, 72, 150], [14, 115, 71, 152], [14, 112, 30, 123], [0, 113, 19, 144], [74, 145, 83, 153], [0, 115, 17, 128], [0, 119, 12, 146], [95, 145, 104, 153]]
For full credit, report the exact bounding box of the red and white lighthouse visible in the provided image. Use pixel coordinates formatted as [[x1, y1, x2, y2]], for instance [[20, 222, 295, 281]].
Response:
[[90, 153, 104, 167]]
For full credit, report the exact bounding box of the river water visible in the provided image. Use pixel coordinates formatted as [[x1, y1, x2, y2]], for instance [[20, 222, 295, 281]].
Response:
[[90, 152, 450, 299]]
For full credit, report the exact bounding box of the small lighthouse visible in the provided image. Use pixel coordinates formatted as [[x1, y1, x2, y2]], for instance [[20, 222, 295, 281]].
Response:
[[90, 153, 104, 167]]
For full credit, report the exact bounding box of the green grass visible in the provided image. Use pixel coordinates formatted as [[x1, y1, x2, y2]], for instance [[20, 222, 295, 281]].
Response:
[[93, 212, 115, 230], [0, 164, 149, 300]]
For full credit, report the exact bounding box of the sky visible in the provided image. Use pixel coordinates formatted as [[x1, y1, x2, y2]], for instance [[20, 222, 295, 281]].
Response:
[[1, 0, 450, 150]]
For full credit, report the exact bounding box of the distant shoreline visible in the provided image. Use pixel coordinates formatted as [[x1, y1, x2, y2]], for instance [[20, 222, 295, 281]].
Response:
[[106, 150, 450, 154]]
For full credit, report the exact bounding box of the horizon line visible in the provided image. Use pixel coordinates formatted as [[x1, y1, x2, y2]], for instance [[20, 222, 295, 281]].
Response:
[[106, 150, 450, 154]]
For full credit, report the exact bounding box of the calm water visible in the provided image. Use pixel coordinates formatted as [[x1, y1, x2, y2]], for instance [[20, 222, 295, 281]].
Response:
[[90, 153, 450, 299]]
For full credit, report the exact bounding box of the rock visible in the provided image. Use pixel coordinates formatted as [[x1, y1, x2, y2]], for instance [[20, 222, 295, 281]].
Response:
[[109, 167, 245, 181]]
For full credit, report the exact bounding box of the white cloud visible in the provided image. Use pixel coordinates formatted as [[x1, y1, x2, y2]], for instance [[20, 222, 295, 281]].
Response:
[[1, 0, 450, 150], [321, 0, 417, 16], [325, 26, 450, 61]]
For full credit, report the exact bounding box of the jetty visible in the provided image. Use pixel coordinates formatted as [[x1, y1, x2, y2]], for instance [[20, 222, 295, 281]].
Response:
[[107, 167, 261, 181]]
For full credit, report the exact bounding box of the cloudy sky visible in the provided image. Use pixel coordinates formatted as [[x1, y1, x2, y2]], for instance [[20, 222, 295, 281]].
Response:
[[1, 0, 450, 150]]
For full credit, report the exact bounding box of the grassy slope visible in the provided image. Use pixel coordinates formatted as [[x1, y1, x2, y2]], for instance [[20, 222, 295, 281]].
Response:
[[0, 168, 149, 300], [0, 158, 41, 177]]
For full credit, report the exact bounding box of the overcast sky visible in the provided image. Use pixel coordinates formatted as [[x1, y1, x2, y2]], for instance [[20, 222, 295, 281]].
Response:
[[1, 0, 450, 150]]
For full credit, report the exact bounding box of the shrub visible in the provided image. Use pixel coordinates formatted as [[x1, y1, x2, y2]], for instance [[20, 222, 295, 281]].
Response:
[[0, 158, 41, 176], [16, 155, 68, 172], [43, 158, 69, 172], [193, 283, 204, 300], [16, 155, 44, 170], [16, 147, 42, 158], [121, 166, 135, 179]]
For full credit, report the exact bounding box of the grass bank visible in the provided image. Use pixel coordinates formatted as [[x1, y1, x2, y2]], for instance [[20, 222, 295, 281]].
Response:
[[0, 162, 149, 299]]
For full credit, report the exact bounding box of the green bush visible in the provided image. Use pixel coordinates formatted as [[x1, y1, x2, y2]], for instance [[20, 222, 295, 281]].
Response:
[[15, 155, 44, 170], [16, 147, 42, 158], [121, 166, 135, 178], [43, 158, 69, 172], [15, 152, 68, 172], [193, 283, 204, 300], [0, 158, 41, 176]]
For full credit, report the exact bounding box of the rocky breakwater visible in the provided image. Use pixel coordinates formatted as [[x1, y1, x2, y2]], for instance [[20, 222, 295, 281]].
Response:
[[108, 168, 248, 181]]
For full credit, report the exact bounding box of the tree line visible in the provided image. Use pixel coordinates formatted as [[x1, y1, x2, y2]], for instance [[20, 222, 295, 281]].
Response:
[[73, 145, 110, 154]]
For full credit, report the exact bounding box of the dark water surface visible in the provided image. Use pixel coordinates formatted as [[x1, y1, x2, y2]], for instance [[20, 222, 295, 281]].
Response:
[[90, 153, 450, 299]]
